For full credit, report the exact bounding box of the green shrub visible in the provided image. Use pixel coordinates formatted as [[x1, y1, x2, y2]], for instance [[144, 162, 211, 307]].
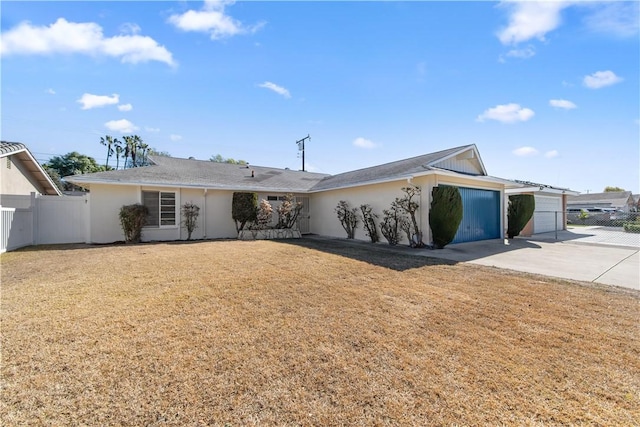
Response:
[[623, 222, 640, 233], [181, 202, 200, 240], [119, 203, 148, 243], [429, 186, 463, 249], [507, 194, 535, 239], [335, 200, 359, 239], [232, 192, 258, 233]]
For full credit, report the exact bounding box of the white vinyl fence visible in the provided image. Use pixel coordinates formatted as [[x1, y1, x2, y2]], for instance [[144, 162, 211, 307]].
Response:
[[1, 193, 89, 253]]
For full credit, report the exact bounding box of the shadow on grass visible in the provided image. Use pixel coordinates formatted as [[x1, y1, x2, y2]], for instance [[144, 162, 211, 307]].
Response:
[[5, 239, 236, 254], [279, 236, 458, 272]]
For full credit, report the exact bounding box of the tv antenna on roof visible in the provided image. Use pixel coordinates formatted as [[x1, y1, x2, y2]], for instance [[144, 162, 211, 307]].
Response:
[[296, 134, 311, 171]]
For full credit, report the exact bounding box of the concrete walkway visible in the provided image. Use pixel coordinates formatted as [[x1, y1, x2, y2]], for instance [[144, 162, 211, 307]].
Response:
[[421, 229, 639, 291]]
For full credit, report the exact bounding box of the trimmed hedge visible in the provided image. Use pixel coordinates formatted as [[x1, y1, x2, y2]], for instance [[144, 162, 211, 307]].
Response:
[[232, 192, 258, 233], [507, 194, 535, 239], [429, 186, 463, 249], [119, 203, 148, 243]]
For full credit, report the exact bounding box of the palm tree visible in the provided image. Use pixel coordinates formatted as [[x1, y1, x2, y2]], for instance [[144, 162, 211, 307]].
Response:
[[100, 135, 116, 169], [114, 139, 123, 170], [122, 139, 130, 169], [141, 143, 149, 165]]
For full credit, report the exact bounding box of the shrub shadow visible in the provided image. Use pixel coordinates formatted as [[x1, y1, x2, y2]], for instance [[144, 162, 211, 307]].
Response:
[[281, 236, 458, 272]]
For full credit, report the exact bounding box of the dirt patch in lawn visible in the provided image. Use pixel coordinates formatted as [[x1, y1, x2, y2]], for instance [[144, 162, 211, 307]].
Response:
[[1, 239, 639, 426]]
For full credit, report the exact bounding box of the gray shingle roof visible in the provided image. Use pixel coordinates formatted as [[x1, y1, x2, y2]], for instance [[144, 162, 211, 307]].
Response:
[[567, 191, 634, 208], [309, 145, 476, 191], [67, 144, 501, 193], [67, 155, 330, 192]]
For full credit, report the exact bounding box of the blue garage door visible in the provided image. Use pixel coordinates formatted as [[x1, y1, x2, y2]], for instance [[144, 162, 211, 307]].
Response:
[[451, 187, 500, 243]]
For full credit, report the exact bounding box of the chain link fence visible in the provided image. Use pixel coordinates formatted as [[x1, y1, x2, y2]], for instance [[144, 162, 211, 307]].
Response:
[[533, 210, 640, 248]]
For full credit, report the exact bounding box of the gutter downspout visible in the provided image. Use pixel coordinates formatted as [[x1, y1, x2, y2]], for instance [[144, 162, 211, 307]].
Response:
[[203, 188, 207, 239]]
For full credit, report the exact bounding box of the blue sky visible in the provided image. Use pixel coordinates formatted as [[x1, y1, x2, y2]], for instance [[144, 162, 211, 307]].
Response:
[[2, 1, 638, 194]]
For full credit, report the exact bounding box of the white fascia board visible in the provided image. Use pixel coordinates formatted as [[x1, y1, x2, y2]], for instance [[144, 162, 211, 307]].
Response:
[[505, 186, 580, 196], [309, 168, 516, 193], [422, 167, 522, 188], [66, 178, 312, 194], [307, 175, 416, 193], [19, 148, 63, 196]]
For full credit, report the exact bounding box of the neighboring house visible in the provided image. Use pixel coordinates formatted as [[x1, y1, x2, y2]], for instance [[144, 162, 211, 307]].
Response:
[[1, 141, 61, 206], [505, 181, 579, 236], [68, 144, 534, 245], [633, 194, 640, 211], [567, 191, 636, 213], [1, 141, 63, 252]]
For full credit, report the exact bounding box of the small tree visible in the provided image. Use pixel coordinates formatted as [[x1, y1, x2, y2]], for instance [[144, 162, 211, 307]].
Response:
[[254, 199, 274, 230], [360, 204, 380, 243], [181, 202, 200, 240], [395, 186, 425, 247], [380, 204, 406, 246], [276, 194, 302, 229], [506, 194, 535, 239], [429, 186, 463, 249], [335, 200, 359, 239], [232, 192, 258, 233], [578, 210, 589, 225], [119, 204, 148, 243]]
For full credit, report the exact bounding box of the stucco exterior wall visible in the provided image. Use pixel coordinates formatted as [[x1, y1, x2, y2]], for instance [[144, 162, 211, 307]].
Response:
[[310, 177, 435, 244], [203, 189, 237, 239], [89, 184, 139, 243], [1, 155, 43, 197], [309, 174, 505, 244]]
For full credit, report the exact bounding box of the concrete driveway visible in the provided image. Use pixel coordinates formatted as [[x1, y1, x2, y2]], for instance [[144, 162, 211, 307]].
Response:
[[423, 229, 639, 291]]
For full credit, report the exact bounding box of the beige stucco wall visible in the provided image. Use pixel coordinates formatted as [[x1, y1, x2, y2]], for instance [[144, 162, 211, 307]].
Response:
[[0, 155, 43, 197], [204, 189, 237, 239], [309, 174, 505, 244], [89, 184, 139, 243]]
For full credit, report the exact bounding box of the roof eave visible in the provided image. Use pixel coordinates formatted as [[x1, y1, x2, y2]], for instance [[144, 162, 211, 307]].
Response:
[[8, 147, 62, 196], [65, 177, 317, 193]]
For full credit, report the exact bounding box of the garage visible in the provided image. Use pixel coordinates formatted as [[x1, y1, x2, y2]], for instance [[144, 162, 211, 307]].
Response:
[[533, 195, 563, 234], [451, 187, 501, 243]]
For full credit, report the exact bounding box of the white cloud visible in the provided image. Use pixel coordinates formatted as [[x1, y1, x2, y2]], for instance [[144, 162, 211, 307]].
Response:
[[105, 119, 138, 133], [46, 88, 56, 95], [0, 18, 176, 67], [170, 134, 183, 141], [476, 103, 535, 123], [353, 137, 378, 149], [119, 22, 141, 36], [545, 150, 559, 158], [583, 2, 640, 38], [500, 45, 536, 62], [549, 99, 577, 110], [583, 70, 623, 89], [513, 146, 538, 157], [168, 0, 264, 40], [118, 103, 133, 112], [145, 126, 160, 133], [258, 81, 291, 98], [497, 1, 569, 45], [77, 93, 119, 110]]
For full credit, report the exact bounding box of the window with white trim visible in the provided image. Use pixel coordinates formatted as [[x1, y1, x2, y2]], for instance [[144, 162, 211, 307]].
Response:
[[142, 191, 176, 227]]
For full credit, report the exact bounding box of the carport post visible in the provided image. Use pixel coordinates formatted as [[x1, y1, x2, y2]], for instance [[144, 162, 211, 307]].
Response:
[[555, 211, 558, 240]]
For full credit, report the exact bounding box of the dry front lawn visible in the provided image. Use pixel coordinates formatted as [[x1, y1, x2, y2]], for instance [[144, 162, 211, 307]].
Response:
[[1, 238, 639, 426]]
